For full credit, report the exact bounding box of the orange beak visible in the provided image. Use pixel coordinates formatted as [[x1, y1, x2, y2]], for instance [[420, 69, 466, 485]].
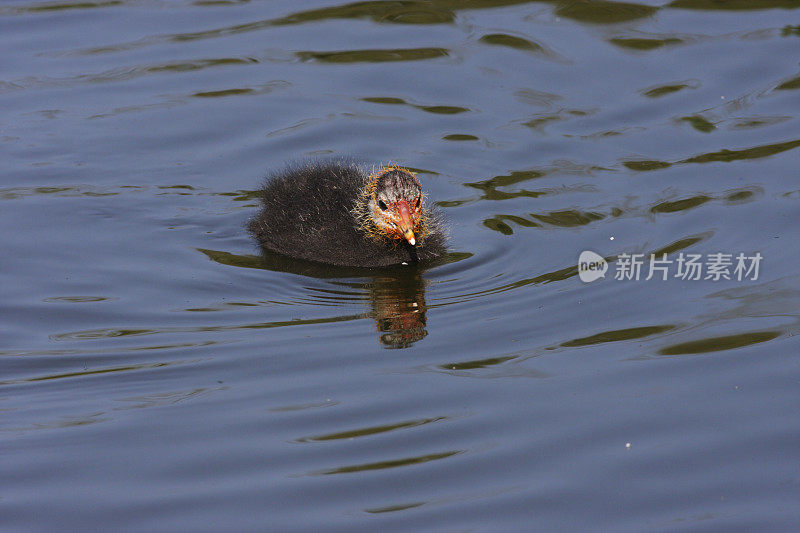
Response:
[[395, 200, 416, 245]]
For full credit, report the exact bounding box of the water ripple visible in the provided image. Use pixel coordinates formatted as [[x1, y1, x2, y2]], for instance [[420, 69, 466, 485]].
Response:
[[310, 450, 462, 476], [296, 47, 450, 63], [658, 330, 782, 355], [295, 416, 447, 443]]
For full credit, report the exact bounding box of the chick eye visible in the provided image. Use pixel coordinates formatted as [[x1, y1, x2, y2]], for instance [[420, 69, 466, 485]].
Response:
[[413, 196, 420, 208], [378, 200, 388, 211]]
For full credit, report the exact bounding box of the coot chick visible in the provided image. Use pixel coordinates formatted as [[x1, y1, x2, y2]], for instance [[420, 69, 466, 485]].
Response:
[[249, 161, 447, 267]]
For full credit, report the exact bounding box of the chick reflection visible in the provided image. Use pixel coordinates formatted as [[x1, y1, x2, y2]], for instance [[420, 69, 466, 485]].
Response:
[[196, 248, 434, 349], [368, 272, 427, 348]]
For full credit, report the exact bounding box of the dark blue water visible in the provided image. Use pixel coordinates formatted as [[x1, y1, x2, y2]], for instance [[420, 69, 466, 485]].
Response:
[[3, 1, 799, 530]]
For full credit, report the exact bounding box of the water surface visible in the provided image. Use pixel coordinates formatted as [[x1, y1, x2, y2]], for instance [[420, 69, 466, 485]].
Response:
[[2, 0, 799, 530]]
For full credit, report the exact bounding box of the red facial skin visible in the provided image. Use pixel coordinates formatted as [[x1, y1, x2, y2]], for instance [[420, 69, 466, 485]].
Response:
[[395, 199, 416, 244], [374, 196, 421, 245]]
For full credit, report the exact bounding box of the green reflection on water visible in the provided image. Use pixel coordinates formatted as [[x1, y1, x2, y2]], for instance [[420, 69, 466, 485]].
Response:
[[297, 416, 445, 442], [651, 195, 712, 214], [668, 0, 800, 10], [480, 33, 543, 52], [623, 160, 672, 171], [642, 82, 695, 98], [682, 138, 800, 164], [658, 331, 781, 355], [441, 355, 517, 370], [443, 134, 479, 141], [315, 450, 460, 475], [776, 75, 800, 91], [680, 115, 716, 133], [609, 37, 683, 50], [556, 1, 658, 24], [562, 325, 677, 347], [296, 48, 449, 63], [18, 0, 122, 13]]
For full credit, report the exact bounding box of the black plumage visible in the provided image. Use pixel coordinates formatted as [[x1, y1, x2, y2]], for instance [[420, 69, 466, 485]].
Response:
[[248, 161, 447, 267]]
